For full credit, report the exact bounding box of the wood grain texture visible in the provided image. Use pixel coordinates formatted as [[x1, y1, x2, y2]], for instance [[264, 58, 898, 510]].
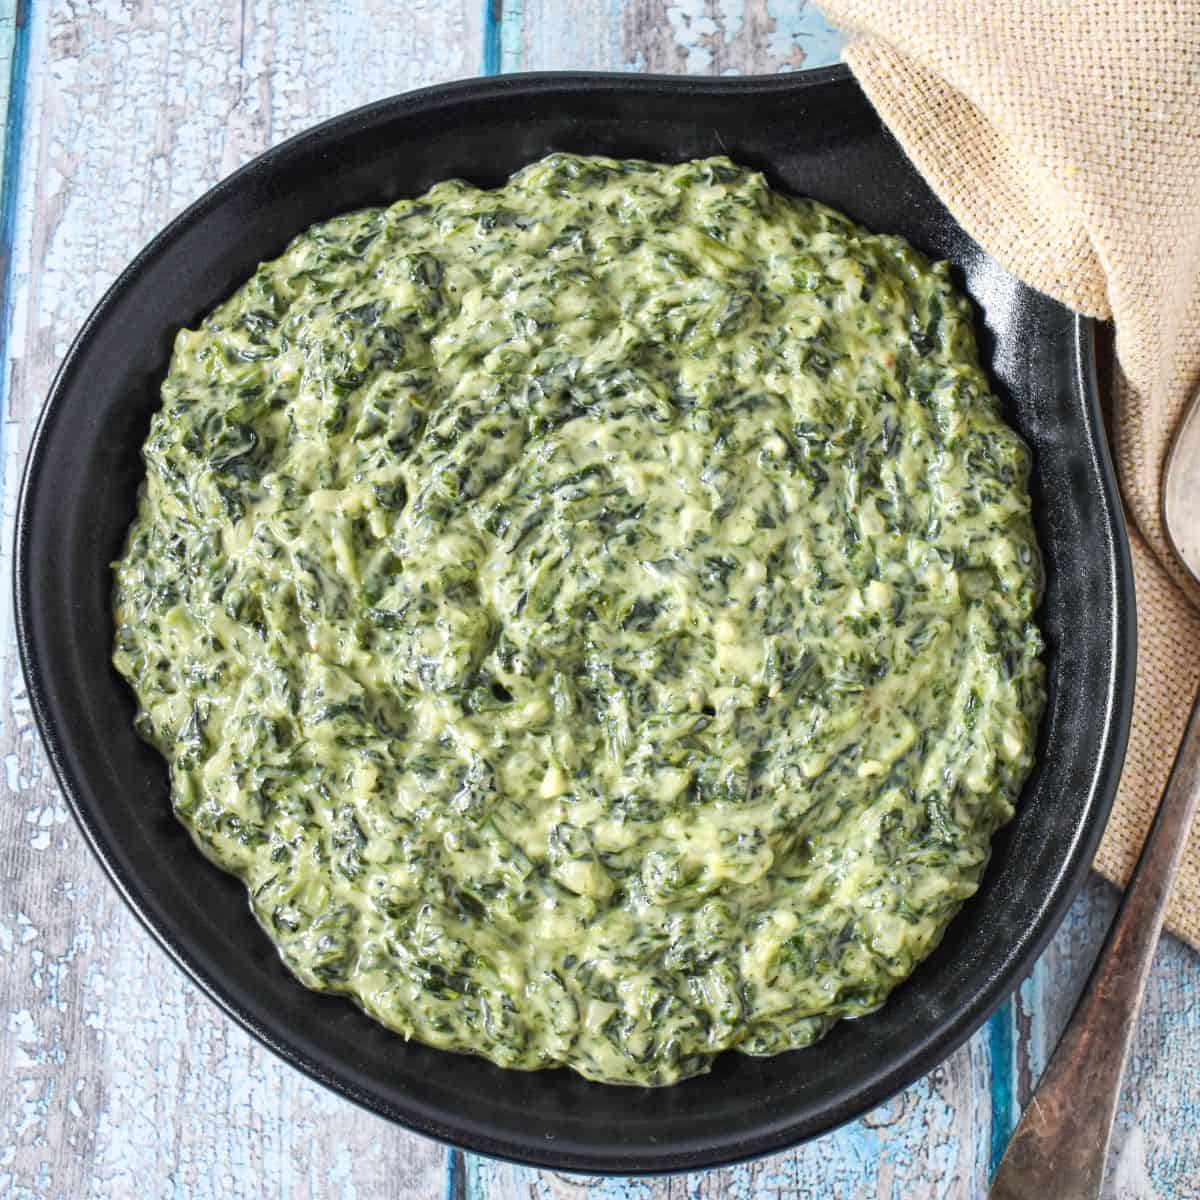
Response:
[[472, 4, 1200, 1199], [465, 1042, 998, 1198], [0, 3, 481, 1198], [993, 700, 1200, 1199], [0, 3, 1197, 1200], [501, 0, 843, 75], [1016, 880, 1200, 1200]]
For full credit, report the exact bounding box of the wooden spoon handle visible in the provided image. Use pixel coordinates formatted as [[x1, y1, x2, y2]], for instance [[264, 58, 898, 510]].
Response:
[[989, 683, 1200, 1200]]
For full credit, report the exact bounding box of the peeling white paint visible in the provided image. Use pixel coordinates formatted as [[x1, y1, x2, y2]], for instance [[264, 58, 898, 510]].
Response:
[[0, 5, 479, 1197], [665, 1, 719, 72], [0, 4, 1197, 1200]]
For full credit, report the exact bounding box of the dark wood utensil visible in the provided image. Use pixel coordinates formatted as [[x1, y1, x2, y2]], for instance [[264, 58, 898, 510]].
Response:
[[991, 387, 1200, 1199]]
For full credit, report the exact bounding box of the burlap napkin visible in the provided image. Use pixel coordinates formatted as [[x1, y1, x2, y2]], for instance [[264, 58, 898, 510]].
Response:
[[816, 0, 1200, 945]]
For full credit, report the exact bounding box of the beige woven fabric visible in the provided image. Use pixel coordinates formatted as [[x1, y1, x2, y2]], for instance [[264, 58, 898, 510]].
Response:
[[817, 0, 1200, 945]]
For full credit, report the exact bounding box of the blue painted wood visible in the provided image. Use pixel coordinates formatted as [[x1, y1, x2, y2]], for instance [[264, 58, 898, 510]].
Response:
[[0, 3, 479, 1196], [465, 5, 1200, 1199], [0, 3, 1197, 1198], [484, 0, 504, 76], [988, 1002, 1016, 1176], [0, 0, 24, 597], [465, 6, 1006, 1194], [499, 0, 843, 76]]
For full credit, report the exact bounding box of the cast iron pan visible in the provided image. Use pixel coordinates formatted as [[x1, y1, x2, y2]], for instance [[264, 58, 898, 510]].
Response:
[[15, 66, 1135, 1174]]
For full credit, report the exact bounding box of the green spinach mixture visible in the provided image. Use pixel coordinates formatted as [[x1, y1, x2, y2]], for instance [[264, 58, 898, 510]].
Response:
[[113, 155, 1045, 1085]]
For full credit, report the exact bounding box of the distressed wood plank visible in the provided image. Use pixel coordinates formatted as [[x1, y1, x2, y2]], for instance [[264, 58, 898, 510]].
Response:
[[464, 1048, 997, 1199], [504, 0, 844, 76], [0, 1, 16, 148], [475, 8, 1004, 1200], [474, 10, 1014, 1200], [466, 1038, 997, 1198], [2, 3, 1197, 1200], [467, 5, 1200, 1200], [1014, 878, 1200, 1200], [0, 2, 484, 1197], [469, 9, 994, 1200], [619, 0, 843, 74]]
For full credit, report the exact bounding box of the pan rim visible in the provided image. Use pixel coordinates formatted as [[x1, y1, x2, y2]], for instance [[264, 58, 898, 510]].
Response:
[[13, 65, 1136, 1175]]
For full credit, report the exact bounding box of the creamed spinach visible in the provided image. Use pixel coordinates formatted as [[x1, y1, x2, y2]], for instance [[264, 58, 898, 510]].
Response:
[[113, 154, 1045, 1085]]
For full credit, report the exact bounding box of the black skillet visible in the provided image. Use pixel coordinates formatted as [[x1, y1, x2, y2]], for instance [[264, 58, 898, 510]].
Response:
[[14, 66, 1135, 1174]]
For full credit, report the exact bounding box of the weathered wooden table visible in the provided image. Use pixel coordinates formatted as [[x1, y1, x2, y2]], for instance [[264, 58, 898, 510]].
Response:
[[0, 4, 1196, 1198]]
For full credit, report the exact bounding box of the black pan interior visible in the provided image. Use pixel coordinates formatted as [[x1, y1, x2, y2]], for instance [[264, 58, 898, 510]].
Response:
[[15, 67, 1135, 1174]]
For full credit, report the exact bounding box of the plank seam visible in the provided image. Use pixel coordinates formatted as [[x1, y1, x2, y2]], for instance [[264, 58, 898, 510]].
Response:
[[0, 0, 30, 534], [988, 998, 1017, 1175], [445, 1147, 467, 1200], [482, 0, 502, 76]]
